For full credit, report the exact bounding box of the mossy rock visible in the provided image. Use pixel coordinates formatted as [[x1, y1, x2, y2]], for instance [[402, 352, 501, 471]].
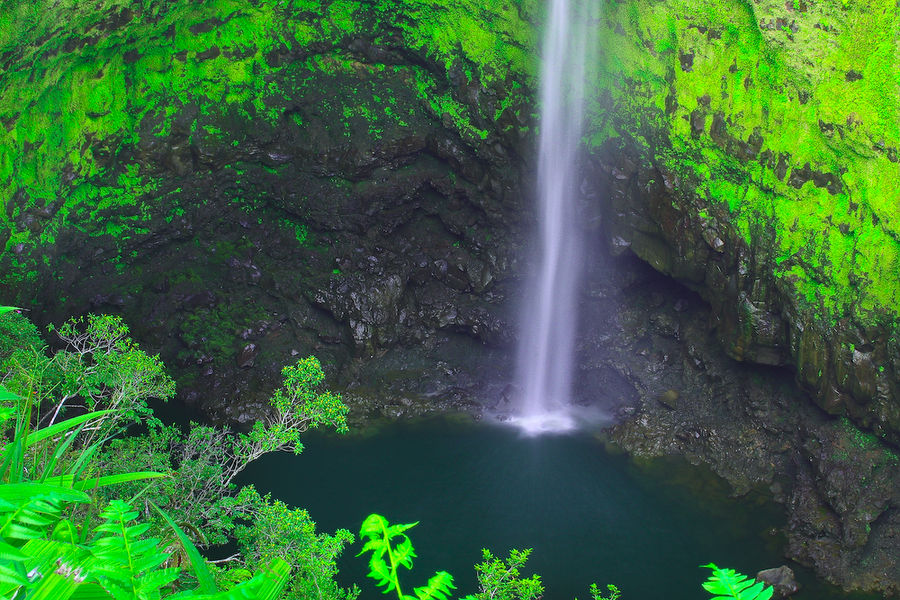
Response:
[[588, 0, 900, 443]]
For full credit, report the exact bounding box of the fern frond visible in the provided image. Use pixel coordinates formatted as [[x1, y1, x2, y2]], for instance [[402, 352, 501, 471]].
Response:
[[413, 571, 456, 600], [89, 499, 177, 600], [702, 564, 773, 600], [393, 537, 417, 569], [368, 555, 396, 592], [0, 483, 90, 542], [359, 514, 426, 599]]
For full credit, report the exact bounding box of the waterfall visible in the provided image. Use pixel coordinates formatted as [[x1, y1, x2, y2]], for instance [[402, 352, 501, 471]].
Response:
[[512, 0, 596, 434]]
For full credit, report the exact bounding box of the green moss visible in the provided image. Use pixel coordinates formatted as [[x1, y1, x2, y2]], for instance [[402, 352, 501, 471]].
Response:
[[1, 0, 536, 280], [593, 0, 900, 327]]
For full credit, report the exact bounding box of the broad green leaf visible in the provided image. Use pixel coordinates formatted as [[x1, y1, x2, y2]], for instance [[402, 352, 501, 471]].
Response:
[[19, 570, 81, 600], [61, 471, 167, 491], [71, 583, 116, 599], [24, 410, 114, 448], [0, 563, 28, 587], [0, 482, 91, 505], [151, 501, 217, 594], [0, 539, 28, 561]]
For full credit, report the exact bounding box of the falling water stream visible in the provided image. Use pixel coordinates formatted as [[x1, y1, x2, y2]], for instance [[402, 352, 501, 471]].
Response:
[[513, 0, 598, 433]]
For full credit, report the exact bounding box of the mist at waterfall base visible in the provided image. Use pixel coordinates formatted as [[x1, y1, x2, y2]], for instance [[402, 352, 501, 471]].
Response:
[[511, 0, 599, 434], [242, 420, 874, 600]]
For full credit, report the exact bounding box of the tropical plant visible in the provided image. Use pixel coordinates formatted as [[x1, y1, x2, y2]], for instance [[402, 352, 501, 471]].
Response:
[[358, 514, 457, 600], [0, 382, 290, 599], [701, 564, 773, 600], [469, 548, 543, 600], [0, 308, 354, 599], [358, 514, 579, 600], [0, 310, 176, 469], [586, 583, 620, 600], [233, 487, 358, 600], [94, 355, 352, 551]]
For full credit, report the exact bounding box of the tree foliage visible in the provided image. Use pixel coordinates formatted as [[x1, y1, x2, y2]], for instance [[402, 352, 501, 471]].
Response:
[[469, 548, 543, 600], [0, 308, 354, 600], [0, 307, 776, 600]]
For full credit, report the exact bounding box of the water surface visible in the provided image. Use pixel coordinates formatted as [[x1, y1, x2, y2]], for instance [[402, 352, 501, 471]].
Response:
[[245, 419, 876, 600]]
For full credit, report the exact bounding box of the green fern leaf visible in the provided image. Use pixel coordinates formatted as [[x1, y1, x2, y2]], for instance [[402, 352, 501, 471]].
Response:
[[394, 537, 416, 569], [368, 557, 396, 591], [89, 499, 177, 600], [70, 583, 117, 599], [702, 564, 773, 600], [0, 483, 89, 542], [413, 571, 456, 600], [386, 522, 420, 537]]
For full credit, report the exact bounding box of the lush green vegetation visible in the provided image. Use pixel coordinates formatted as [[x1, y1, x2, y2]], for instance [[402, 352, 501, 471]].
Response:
[[0, 307, 773, 599], [0, 307, 354, 599]]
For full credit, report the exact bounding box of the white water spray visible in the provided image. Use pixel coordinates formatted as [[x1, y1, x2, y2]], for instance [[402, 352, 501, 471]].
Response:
[[512, 0, 596, 435]]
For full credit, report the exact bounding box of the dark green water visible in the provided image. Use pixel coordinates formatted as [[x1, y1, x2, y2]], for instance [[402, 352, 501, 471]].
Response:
[[244, 418, 877, 600]]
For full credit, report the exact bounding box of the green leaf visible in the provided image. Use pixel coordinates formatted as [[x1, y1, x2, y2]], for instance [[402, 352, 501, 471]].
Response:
[[150, 501, 217, 594], [70, 583, 116, 599], [701, 564, 774, 600], [24, 410, 115, 449], [51, 519, 80, 544], [0, 539, 28, 561], [0, 482, 90, 542], [37, 425, 84, 482], [49, 471, 167, 491], [89, 499, 176, 599], [0, 563, 29, 587], [169, 558, 290, 600], [413, 571, 456, 600]]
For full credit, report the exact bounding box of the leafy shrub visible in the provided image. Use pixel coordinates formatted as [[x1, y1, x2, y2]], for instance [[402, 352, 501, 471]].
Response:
[[0, 308, 354, 600]]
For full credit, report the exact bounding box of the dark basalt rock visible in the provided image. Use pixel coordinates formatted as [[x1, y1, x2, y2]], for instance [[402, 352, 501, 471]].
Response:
[[756, 566, 799, 599]]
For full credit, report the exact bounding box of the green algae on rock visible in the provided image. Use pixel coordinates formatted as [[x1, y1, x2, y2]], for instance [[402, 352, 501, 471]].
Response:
[[0, 0, 537, 285], [589, 0, 900, 442]]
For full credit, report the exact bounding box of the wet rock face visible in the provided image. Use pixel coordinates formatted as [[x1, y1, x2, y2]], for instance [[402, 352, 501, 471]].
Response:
[[592, 142, 900, 447], [587, 0, 900, 447], [37, 115, 523, 421], [16, 13, 532, 423]]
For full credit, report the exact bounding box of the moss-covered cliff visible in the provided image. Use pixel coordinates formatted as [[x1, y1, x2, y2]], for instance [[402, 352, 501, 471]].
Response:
[[0, 0, 540, 418], [589, 0, 900, 443], [0, 0, 536, 280]]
